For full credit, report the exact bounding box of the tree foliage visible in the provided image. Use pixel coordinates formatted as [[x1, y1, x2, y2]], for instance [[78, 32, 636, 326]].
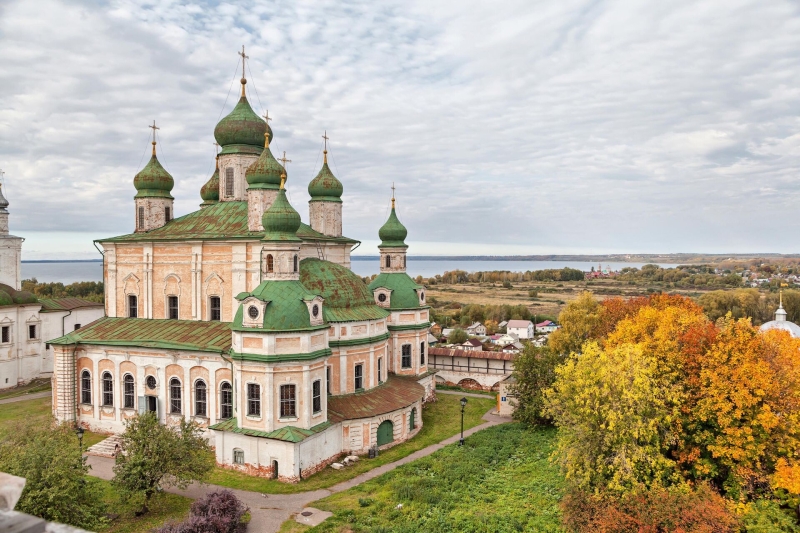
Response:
[[0, 422, 107, 530], [21, 278, 104, 303], [510, 345, 562, 426], [113, 413, 214, 513], [447, 328, 468, 344], [547, 292, 603, 355]]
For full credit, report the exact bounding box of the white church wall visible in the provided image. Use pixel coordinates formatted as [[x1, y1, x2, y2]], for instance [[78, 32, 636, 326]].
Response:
[[0, 236, 23, 290], [0, 304, 45, 390]]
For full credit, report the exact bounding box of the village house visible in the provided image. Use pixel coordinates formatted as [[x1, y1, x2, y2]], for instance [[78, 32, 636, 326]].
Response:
[[465, 322, 486, 336], [492, 332, 518, 345], [534, 319, 559, 334], [460, 338, 483, 351], [506, 319, 534, 339]]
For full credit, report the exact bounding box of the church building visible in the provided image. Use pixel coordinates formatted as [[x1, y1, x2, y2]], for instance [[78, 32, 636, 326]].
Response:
[[50, 55, 434, 482]]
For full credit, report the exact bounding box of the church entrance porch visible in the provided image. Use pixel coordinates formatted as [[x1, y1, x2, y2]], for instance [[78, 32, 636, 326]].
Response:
[[377, 420, 393, 446]]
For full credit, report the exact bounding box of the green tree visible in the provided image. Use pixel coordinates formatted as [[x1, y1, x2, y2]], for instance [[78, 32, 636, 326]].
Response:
[[510, 345, 562, 426], [0, 422, 107, 530], [448, 328, 468, 344], [113, 413, 214, 513], [547, 292, 603, 355]]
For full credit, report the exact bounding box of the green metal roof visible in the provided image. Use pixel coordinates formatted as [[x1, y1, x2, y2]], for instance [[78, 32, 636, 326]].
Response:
[[245, 144, 284, 190], [233, 280, 323, 332], [134, 153, 174, 199], [378, 207, 408, 249], [38, 297, 102, 312], [200, 162, 220, 205], [214, 94, 269, 155], [48, 317, 232, 353], [97, 201, 358, 244], [307, 158, 343, 202], [208, 418, 332, 442], [262, 189, 302, 242], [368, 272, 425, 310], [300, 258, 389, 322]]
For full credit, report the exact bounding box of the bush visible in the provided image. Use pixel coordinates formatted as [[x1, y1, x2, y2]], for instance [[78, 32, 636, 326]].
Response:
[[448, 328, 468, 344], [155, 490, 248, 533], [528, 289, 538, 298], [503, 280, 513, 289], [740, 499, 800, 533], [561, 484, 740, 533]]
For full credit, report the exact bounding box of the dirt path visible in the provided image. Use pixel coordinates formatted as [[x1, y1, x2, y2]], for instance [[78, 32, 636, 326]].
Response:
[[86, 409, 508, 533], [0, 390, 51, 404]]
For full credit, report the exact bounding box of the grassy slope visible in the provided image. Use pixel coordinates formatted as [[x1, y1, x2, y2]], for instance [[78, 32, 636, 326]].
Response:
[[0, 396, 107, 447], [0, 378, 52, 400], [207, 394, 497, 494], [93, 478, 192, 533], [307, 424, 564, 533]]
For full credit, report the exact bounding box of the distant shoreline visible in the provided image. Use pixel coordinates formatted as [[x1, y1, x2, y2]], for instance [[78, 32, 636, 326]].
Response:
[[22, 259, 103, 263]]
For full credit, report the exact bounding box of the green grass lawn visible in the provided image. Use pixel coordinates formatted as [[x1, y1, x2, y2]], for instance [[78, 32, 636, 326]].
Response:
[[0, 378, 52, 400], [304, 424, 564, 533], [93, 478, 192, 533], [207, 394, 497, 494], [0, 396, 108, 448]]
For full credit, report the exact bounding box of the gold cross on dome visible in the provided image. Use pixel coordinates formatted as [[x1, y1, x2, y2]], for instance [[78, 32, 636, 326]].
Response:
[[278, 151, 292, 168], [238, 45, 248, 80], [322, 130, 329, 151], [391, 182, 396, 209], [149, 120, 160, 155]]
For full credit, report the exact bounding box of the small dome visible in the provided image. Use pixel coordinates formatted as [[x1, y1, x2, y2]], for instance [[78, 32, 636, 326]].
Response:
[[200, 161, 220, 205], [0, 184, 8, 212], [308, 157, 343, 201], [262, 187, 301, 241], [245, 146, 284, 190], [0, 289, 13, 306], [0, 283, 37, 306], [378, 207, 408, 248], [369, 272, 425, 310], [134, 152, 174, 199], [760, 320, 800, 338], [213, 94, 269, 155]]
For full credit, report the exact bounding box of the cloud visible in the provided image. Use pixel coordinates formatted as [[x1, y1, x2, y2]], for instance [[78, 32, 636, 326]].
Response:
[[1, 0, 800, 258]]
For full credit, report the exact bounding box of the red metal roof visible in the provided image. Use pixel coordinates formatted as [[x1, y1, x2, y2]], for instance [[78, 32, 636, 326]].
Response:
[[39, 298, 104, 312], [327, 374, 424, 423]]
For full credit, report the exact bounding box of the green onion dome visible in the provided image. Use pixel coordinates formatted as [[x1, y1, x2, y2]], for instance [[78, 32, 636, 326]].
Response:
[[213, 91, 270, 156], [200, 160, 220, 205], [245, 143, 284, 190], [262, 185, 301, 242], [133, 147, 174, 199], [308, 153, 343, 202], [0, 283, 37, 307], [378, 206, 408, 248]]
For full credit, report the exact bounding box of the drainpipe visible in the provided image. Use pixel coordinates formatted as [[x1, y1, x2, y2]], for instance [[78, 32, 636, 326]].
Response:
[[220, 350, 236, 417], [62, 310, 72, 336]]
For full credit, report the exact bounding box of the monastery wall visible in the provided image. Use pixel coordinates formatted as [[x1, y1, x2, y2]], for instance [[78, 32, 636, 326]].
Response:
[[0, 304, 45, 389]]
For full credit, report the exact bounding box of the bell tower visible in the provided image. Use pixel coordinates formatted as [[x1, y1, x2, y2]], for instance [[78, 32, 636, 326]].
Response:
[[0, 180, 23, 290]]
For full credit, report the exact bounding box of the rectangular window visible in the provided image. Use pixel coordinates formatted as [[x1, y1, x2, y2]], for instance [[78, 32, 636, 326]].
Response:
[[280, 384, 296, 418], [128, 295, 138, 318], [354, 364, 363, 390], [28, 325, 36, 340], [378, 357, 383, 384], [420, 342, 425, 366], [1, 326, 7, 343], [165, 206, 171, 221], [247, 383, 261, 417], [123, 377, 135, 409], [233, 449, 244, 465], [401, 344, 412, 368], [168, 296, 179, 320], [225, 168, 234, 197], [74, 324, 81, 331], [209, 297, 221, 321], [312, 380, 321, 414], [138, 206, 144, 229], [326, 366, 331, 396], [220, 383, 233, 419]]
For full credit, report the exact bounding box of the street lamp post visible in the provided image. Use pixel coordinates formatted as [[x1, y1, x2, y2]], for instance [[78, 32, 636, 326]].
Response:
[[75, 426, 84, 453], [459, 397, 467, 446]]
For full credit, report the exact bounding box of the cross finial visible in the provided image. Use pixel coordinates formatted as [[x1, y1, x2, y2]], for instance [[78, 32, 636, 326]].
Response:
[[149, 120, 160, 156], [238, 45, 249, 96], [262, 111, 272, 147], [391, 182, 396, 209], [278, 151, 292, 168], [322, 130, 329, 163]]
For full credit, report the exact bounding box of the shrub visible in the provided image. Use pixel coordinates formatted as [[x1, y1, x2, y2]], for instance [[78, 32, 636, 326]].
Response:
[[739, 499, 800, 533], [561, 484, 739, 533], [154, 490, 248, 533]]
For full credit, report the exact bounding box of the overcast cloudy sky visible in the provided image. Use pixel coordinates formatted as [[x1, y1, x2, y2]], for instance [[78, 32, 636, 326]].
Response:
[[2, 0, 800, 259]]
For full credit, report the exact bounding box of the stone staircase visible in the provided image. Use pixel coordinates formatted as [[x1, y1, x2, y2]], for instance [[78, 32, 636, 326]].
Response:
[[85, 435, 122, 458]]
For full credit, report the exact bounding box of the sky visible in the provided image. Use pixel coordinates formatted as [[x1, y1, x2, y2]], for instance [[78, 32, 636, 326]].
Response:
[[2, 0, 800, 260]]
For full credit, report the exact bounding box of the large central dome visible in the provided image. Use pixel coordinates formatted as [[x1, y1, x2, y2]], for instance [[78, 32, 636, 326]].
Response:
[[213, 88, 270, 155]]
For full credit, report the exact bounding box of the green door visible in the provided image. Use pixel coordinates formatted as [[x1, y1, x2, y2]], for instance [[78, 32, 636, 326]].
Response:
[[410, 408, 416, 431], [377, 420, 394, 446]]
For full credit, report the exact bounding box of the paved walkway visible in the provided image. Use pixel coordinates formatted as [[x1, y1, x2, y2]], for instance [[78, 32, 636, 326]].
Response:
[[86, 408, 508, 533], [0, 390, 51, 405]]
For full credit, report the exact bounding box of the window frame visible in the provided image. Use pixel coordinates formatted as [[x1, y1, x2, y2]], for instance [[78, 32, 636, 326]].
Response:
[[101, 371, 114, 407], [293, 254, 298, 272], [128, 294, 138, 318], [209, 296, 221, 321], [385, 255, 391, 268], [354, 363, 364, 391], [167, 295, 179, 320], [169, 377, 182, 414], [165, 206, 171, 221], [138, 206, 144, 229], [80, 370, 92, 405], [194, 379, 207, 417], [312, 380, 322, 414], [1, 326, 9, 344], [401, 344, 412, 369], [123, 374, 135, 409], [378, 357, 383, 384], [266, 254, 274, 273], [247, 383, 261, 417], [420, 341, 425, 366], [225, 168, 234, 197], [220, 381, 233, 419], [326, 366, 331, 396], [233, 448, 244, 465], [280, 384, 296, 418], [28, 324, 37, 340]]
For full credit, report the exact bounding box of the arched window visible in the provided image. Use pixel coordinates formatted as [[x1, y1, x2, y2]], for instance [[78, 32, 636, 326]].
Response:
[[123, 374, 135, 409], [385, 255, 391, 268], [410, 407, 417, 430], [170, 378, 182, 414], [266, 254, 274, 273], [195, 380, 207, 417], [80, 370, 91, 404], [128, 295, 138, 318], [102, 372, 113, 406], [220, 382, 233, 419], [293, 255, 298, 272]]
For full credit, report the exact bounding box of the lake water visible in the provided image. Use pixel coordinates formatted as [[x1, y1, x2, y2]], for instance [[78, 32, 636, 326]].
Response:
[[22, 259, 679, 284]]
